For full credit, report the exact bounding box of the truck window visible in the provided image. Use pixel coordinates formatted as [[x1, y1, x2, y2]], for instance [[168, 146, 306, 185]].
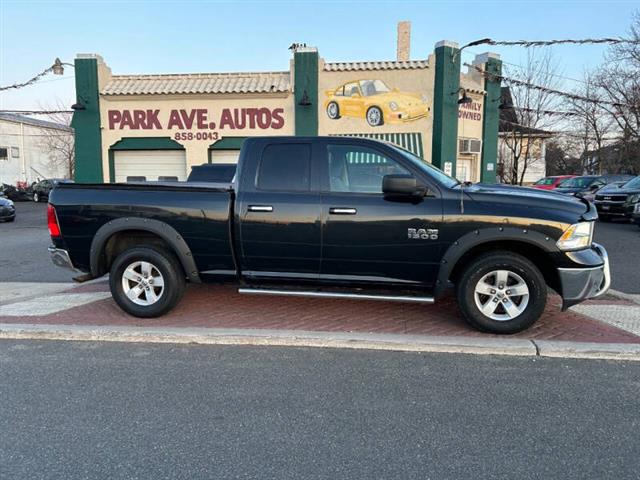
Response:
[[326, 144, 409, 193], [257, 143, 311, 192]]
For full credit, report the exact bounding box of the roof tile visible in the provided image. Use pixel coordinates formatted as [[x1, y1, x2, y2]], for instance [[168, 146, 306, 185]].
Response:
[[323, 59, 430, 71], [101, 71, 291, 95]]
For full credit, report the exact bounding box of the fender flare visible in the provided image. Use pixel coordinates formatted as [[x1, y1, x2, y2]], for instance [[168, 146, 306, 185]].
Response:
[[90, 217, 201, 283], [434, 226, 557, 298]]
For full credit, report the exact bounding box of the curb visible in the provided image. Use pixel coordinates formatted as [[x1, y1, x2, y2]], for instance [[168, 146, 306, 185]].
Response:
[[535, 340, 640, 361], [1, 323, 639, 361], [608, 289, 640, 305]]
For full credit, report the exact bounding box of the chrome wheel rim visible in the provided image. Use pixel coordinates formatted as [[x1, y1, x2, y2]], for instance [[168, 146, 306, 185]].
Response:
[[367, 107, 381, 126], [474, 270, 530, 321], [327, 103, 338, 118], [121, 261, 165, 306]]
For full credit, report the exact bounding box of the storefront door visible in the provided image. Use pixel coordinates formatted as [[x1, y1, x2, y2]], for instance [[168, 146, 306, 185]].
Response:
[[456, 159, 472, 182]]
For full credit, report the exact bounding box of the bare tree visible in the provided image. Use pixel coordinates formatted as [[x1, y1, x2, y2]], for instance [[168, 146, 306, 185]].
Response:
[[499, 48, 562, 185], [545, 137, 582, 175], [37, 100, 75, 179], [564, 72, 614, 174], [594, 12, 640, 173]]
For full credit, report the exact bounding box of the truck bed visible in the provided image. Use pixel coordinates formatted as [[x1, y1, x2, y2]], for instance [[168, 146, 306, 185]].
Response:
[[49, 182, 235, 275]]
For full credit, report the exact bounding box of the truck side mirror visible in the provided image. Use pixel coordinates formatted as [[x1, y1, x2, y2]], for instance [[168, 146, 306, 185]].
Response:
[[382, 174, 427, 198]]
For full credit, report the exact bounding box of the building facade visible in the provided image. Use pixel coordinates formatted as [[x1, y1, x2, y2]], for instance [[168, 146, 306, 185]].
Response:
[[71, 40, 502, 184], [0, 113, 73, 186]]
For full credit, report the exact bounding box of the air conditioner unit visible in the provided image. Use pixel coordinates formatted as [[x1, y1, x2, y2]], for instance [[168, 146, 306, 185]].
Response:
[[459, 138, 482, 154]]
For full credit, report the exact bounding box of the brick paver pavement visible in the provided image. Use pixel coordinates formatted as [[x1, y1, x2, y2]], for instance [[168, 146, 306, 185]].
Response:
[[1, 282, 638, 344]]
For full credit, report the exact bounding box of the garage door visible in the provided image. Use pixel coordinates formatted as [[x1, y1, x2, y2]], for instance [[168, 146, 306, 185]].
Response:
[[113, 150, 187, 182], [209, 149, 240, 164]]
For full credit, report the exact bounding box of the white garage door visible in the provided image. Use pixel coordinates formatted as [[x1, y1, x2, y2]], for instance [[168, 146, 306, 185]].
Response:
[[209, 149, 240, 164], [114, 150, 187, 182]]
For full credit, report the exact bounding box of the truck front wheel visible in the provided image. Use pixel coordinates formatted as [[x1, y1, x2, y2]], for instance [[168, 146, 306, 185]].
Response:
[[456, 251, 547, 334], [109, 246, 186, 318]]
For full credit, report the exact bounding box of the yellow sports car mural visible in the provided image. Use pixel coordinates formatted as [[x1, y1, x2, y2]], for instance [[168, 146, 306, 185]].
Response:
[[324, 79, 430, 127]]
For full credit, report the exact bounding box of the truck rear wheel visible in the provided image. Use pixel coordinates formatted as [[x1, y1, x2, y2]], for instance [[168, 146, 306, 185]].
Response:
[[456, 251, 547, 334], [109, 246, 186, 318]]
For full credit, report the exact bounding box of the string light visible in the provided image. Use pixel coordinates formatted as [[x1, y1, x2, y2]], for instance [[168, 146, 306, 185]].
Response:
[[465, 63, 638, 109], [0, 59, 71, 92], [0, 110, 73, 115], [461, 37, 640, 51]]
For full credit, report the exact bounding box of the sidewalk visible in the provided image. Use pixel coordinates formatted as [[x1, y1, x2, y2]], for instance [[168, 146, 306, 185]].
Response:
[[1, 281, 639, 360]]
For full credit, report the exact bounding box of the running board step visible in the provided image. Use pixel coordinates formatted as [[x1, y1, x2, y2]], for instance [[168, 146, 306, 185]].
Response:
[[238, 288, 434, 304]]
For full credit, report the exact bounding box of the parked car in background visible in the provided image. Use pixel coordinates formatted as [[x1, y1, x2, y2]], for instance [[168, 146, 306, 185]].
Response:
[[0, 196, 16, 222], [594, 176, 640, 222], [583, 180, 629, 202], [632, 201, 640, 228], [31, 178, 73, 203], [531, 175, 575, 190], [554, 176, 606, 197], [1, 183, 32, 202], [622, 177, 640, 224], [554, 174, 633, 199]]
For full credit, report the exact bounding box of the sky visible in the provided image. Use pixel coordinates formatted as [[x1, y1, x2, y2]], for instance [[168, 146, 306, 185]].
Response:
[[0, 0, 638, 112]]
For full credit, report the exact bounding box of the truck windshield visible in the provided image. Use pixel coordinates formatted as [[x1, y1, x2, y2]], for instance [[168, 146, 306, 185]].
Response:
[[623, 176, 640, 189], [389, 145, 459, 188]]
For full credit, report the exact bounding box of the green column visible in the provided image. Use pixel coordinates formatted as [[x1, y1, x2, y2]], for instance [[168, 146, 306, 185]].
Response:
[[71, 56, 103, 183], [479, 53, 502, 183], [431, 40, 460, 176], [293, 48, 318, 136]]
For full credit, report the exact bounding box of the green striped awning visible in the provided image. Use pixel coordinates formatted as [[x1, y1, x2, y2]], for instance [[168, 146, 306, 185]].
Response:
[[329, 132, 424, 158]]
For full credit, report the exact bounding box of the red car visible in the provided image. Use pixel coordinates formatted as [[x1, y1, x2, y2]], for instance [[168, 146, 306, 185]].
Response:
[[532, 175, 576, 190]]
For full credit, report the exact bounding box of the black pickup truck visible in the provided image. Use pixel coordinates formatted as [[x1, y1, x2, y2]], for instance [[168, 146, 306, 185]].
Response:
[[48, 136, 610, 333]]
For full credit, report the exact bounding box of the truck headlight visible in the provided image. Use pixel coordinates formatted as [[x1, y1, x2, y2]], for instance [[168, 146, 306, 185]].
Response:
[[628, 194, 639, 204], [389, 102, 399, 111], [556, 222, 594, 251]]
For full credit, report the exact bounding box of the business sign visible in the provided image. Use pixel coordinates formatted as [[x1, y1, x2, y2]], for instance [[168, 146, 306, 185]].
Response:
[[107, 108, 286, 141], [458, 101, 482, 122]]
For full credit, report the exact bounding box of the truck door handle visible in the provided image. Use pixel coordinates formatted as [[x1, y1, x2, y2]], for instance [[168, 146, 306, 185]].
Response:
[[329, 207, 357, 215], [248, 205, 273, 212]]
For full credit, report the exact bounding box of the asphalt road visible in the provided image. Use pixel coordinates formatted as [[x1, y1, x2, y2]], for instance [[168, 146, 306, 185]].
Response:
[[594, 218, 640, 294], [1, 201, 639, 292], [1, 340, 639, 480], [0, 201, 75, 283]]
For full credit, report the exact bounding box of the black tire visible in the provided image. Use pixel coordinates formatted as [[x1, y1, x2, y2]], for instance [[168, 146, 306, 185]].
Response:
[[33, 192, 39, 203], [366, 106, 384, 127], [599, 214, 611, 222], [456, 251, 547, 334], [6, 217, 15, 222], [326, 101, 341, 119], [109, 246, 186, 318]]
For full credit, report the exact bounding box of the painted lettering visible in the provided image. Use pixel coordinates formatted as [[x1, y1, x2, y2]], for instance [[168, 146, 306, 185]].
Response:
[[219, 109, 235, 129], [167, 110, 184, 129], [196, 109, 208, 129], [271, 108, 285, 129], [108, 110, 121, 129], [147, 109, 162, 129]]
